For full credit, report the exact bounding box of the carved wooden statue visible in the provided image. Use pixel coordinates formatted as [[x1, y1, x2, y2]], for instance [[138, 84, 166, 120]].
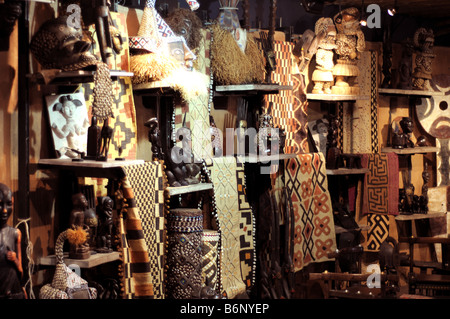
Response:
[[326, 115, 341, 169], [412, 28, 435, 91], [332, 7, 365, 95], [397, 39, 414, 90], [86, 116, 102, 160], [312, 17, 336, 94], [68, 193, 91, 259], [96, 196, 114, 253], [399, 117, 414, 148], [144, 117, 164, 161], [0, 183, 25, 299], [98, 118, 113, 161]]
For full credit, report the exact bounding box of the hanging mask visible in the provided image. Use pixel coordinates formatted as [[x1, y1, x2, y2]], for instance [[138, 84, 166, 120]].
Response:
[[31, 15, 98, 71]]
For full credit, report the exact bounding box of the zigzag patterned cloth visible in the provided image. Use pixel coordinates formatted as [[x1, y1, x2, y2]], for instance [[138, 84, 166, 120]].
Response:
[[366, 213, 390, 251], [284, 153, 336, 272], [361, 153, 399, 216], [119, 174, 154, 299], [120, 161, 167, 299], [206, 157, 255, 298], [201, 230, 220, 290], [265, 40, 309, 154]]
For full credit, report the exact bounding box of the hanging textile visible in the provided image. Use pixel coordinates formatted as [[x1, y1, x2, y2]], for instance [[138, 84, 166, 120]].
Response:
[[284, 153, 336, 271]]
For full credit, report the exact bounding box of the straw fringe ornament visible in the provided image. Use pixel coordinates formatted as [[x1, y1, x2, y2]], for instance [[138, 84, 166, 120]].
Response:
[[211, 23, 265, 85]]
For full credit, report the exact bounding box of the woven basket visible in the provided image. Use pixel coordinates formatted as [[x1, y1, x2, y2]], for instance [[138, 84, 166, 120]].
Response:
[[39, 230, 97, 299]]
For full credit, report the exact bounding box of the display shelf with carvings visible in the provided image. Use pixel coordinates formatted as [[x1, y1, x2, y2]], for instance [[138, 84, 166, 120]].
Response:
[[167, 183, 214, 196], [306, 93, 370, 101], [381, 146, 439, 155], [28, 70, 134, 85], [378, 88, 445, 97], [38, 251, 120, 268], [326, 168, 369, 175]]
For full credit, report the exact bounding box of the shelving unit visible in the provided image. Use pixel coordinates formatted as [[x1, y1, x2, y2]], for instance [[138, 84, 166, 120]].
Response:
[[326, 168, 369, 175], [39, 251, 120, 268], [381, 146, 440, 155], [215, 83, 292, 96], [306, 93, 370, 101], [378, 88, 445, 97], [28, 70, 134, 85], [167, 183, 213, 196]]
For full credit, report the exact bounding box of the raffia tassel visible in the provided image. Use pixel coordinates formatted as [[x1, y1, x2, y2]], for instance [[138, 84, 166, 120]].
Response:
[[67, 226, 88, 246]]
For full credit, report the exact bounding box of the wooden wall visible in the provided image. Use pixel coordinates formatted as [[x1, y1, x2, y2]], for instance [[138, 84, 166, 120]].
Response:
[[1, 1, 448, 295]]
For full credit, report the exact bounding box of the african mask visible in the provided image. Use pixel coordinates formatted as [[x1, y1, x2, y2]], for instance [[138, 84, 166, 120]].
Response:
[[31, 15, 98, 71]]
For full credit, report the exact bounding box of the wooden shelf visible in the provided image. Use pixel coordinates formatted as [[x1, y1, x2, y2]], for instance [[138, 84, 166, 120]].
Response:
[[38, 251, 120, 268], [378, 88, 445, 97], [236, 153, 297, 163], [29, 70, 133, 85], [132, 80, 174, 95], [326, 168, 369, 175], [37, 158, 145, 179], [381, 146, 439, 155], [167, 183, 213, 196], [215, 83, 292, 96], [395, 211, 447, 221], [306, 93, 370, 101], [335, 224, 370, 234]]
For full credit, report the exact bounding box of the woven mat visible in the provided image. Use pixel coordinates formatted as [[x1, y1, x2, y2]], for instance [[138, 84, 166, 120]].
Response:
[[265, 40, 309, 154], [284, 153, 336, 272], [361, 153, 399, 216], [206, 157, 255, 298], [120, 161, 167, 299]]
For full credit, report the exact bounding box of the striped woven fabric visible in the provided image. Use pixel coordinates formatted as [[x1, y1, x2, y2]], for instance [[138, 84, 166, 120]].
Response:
[[121, 161, 167, 299], [119, 175, 154, 299]]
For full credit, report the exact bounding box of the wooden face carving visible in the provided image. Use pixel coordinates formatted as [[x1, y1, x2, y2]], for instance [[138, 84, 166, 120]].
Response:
[[416, 96, 450, 140], [31, 16, 95, 70]]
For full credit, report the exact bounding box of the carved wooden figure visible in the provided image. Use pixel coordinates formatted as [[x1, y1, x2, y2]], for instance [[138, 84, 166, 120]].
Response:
[[96, 196, 114, 253], [68, 193, 91, 259], [412, 28, 435, 91], [98, 118, 113, 161], [145, 117, 164, 161], [0, 183, 25, 299], [331, 7, 365, 95], [86, 116, 102, 160], [312, 17, 336, 94]]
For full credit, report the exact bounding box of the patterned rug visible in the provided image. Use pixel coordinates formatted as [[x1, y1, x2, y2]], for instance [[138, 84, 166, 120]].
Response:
[[121, 161, 167, 299], [365, 213, 390, 251], [361, 153, 399, 216], [284, 153, 336, 272], [265, 40, 309, 154], [206, 157, 255, 298]]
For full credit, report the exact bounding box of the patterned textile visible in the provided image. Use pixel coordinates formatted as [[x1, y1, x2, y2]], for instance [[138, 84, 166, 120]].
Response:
[[284, 153, 336, 272], [82, 12, 137, 161], [206, 157, 255, 298], [265, 41, 308, 154], [361, 153, 399, 216], [366, 213, 390, 251], [291, 73, 309, 154], [174, 29, 213, 160], [118, 175, 154, 299], [201, 230, 220, 290], [166, 209, 203, 299], [121, 161, 167, 299], [370, 51, 380, 153]]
